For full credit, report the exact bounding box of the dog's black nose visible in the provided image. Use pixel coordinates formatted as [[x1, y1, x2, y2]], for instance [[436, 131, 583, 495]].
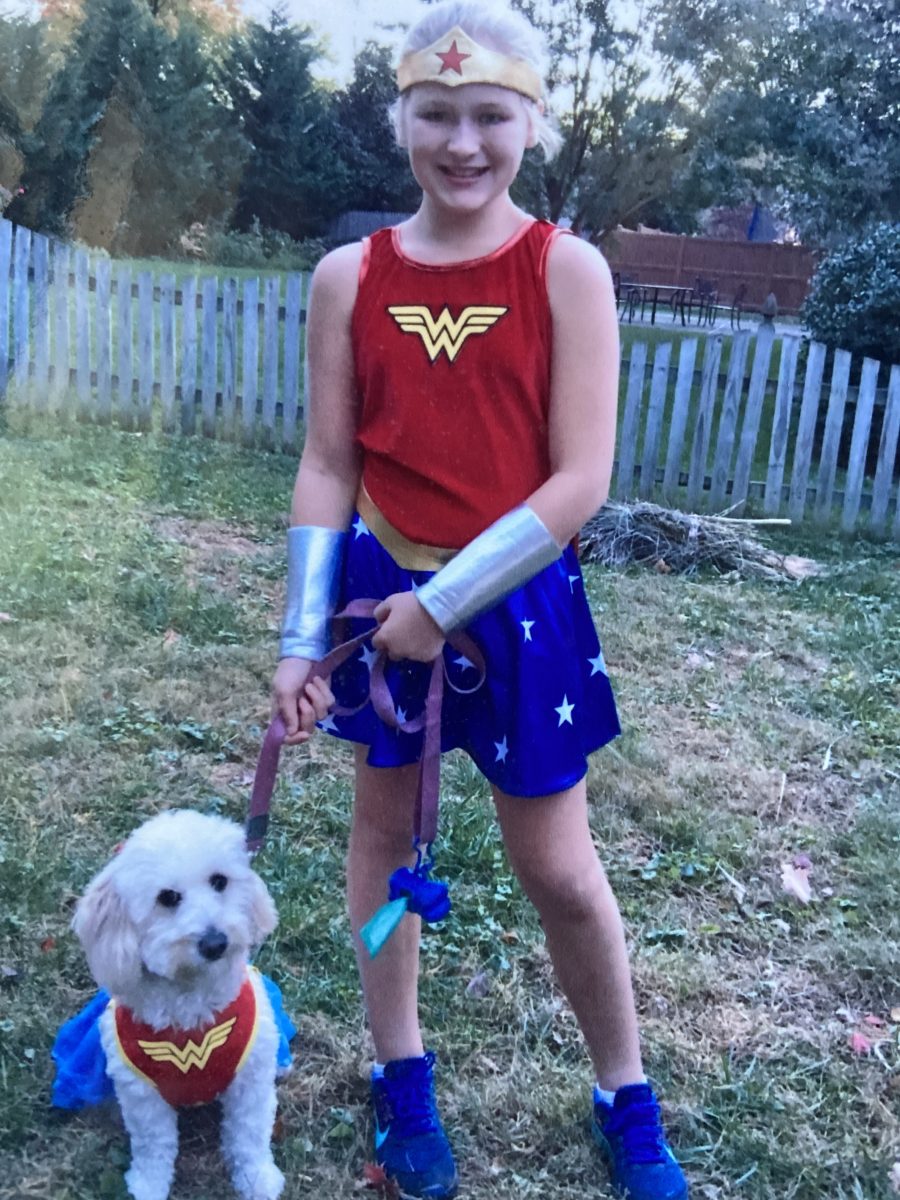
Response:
[[198, 928, 228, 961]]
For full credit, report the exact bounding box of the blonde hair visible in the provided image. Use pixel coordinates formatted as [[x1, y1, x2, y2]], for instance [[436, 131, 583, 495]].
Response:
[[391, 1, 562, 160]]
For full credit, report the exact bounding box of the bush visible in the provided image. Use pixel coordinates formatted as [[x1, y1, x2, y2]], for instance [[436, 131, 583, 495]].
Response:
[[802, 223, 900, 363], [175, 218, 326, 272]]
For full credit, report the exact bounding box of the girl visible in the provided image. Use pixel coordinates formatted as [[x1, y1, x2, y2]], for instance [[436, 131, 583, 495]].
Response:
[[273, 4, 688, 1198]]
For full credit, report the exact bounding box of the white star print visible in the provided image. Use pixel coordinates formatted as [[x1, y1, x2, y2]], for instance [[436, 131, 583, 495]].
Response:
[[520, 619, 535, 642], [359, 644, 378, 670], [352, 516, 369, 539], [396, 706, 408, 726], [494, 736, 509, 763], [318, 713, 339, 733], [588, 651, 607, 677], [568, 574, 580, 593], [555, 695, 575, 726], [454, 654, 475, 671]]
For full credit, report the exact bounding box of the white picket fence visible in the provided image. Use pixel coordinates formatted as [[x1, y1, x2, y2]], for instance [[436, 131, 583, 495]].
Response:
[[2, 216, 899, 536]]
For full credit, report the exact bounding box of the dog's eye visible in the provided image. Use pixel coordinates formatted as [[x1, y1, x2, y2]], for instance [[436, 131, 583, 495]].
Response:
[[210, 874, 228, 893], [157, 889, 182, 908]]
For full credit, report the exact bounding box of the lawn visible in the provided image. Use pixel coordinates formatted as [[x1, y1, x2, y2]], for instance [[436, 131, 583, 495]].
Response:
[[0, 421, 898, 1200]]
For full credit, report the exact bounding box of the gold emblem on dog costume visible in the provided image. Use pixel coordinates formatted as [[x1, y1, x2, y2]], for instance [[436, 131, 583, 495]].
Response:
[[387, 304, 508, 363]]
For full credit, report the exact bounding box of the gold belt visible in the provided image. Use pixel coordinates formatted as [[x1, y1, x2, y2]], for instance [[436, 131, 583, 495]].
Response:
[[356, 486, 459, 572]]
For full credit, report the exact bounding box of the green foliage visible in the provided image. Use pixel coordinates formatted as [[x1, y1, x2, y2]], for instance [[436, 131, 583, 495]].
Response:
[[181, 217, 326, 271], [802, 223, 900, 361], [331, 41, 420, 216], [224, 7, 346, 240]]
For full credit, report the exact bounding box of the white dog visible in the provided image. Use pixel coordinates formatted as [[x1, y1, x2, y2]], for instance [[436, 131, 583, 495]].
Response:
[[71, 810, 289, 1200]]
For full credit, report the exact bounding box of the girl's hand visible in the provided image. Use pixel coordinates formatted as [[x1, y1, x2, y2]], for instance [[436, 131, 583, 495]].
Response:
[[272, 659, 335, 745], [372, 591, 445, 663]]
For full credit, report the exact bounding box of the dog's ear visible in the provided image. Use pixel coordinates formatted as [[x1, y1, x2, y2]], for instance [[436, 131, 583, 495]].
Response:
[[73, 866, 141, 996], [247, 871, 278, 944]]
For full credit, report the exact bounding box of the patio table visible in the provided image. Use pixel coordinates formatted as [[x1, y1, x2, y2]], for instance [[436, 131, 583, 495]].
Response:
[[622, 282, 691, 326]]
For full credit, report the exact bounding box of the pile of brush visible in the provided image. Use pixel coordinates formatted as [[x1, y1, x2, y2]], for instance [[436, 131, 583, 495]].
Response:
[[579, 501, 821, 581]]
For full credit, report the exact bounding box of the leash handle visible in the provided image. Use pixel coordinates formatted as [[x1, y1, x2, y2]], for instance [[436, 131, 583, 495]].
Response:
[[245, 606, 485, 854]]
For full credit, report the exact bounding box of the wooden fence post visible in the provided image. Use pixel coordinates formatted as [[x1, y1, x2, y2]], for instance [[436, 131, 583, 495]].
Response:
[[159, 274, 176, 433], [180, 274, 197, 436], [662, 338, 698, 505], [241, 277, 259, 448], [687, 335, 723, 510], [262, 275, 280, 451], [788, 340, 826, 521], [0, 220, 11, 400], [814, 349, 852, 523], [615, 340, 647, 499], [841, 357, 880, 532], [12, 223, 31, 388], [32, 233, 50, 411], [639, 341, 671, 499], [710, 330, 750, 510], [731, 324, 775, 511], [282, 272, 302, 451], [201, 276, 218, 438], [221, 277, 237, 439], [764, 334, 800, 514], [137, 270, 154, 432], [870, 364, 900, 534], [52, 242, 70, 412], [95, 256, 112, 424], [116, 265, 133, 429]]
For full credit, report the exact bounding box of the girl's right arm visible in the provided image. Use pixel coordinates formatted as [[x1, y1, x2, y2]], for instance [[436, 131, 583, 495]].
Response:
[[272, 241, 364, 744]]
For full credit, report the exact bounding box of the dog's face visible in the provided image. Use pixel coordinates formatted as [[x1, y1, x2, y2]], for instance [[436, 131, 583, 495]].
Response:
[[73, 811, 277, 997]]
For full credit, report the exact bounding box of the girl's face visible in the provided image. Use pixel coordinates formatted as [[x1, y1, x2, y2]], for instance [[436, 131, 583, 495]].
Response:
[[401, 82, 537, 214]]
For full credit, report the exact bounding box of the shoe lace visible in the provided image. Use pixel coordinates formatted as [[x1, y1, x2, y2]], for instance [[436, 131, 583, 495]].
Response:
[[384, 1053, 439, 1138], [605, 1096, 667, 1166]]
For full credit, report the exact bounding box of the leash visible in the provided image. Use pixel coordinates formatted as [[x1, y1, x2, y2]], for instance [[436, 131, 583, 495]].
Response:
[[245, 602, 485, 955]]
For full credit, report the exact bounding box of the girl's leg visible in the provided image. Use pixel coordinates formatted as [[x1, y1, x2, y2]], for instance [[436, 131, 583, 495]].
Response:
[[492, 777, 644, 1091], [347, 746, 424, 1062]]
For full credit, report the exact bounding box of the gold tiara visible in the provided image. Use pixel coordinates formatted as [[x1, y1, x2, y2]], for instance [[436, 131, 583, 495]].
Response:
[[396, 26, 543, 103]]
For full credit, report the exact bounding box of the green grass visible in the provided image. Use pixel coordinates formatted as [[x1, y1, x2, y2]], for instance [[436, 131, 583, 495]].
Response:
[[1, 421, 898, 1199]]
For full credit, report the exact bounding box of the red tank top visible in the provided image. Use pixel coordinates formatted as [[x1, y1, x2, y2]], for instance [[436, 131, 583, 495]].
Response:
[[352, 219, 565, 548]]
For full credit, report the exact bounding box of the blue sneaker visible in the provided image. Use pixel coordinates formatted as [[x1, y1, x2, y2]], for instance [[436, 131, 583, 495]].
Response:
[[592, 1082, 688, 1200], [371, 1052, 458, 1199]]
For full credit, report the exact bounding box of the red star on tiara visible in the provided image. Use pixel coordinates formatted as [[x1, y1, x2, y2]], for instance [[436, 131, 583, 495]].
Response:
[[436, 39, 471, 76]]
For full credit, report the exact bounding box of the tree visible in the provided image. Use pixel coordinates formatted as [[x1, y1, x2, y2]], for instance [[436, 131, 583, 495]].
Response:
[[510, 0, 699, 242], [9, 0, 243, 251], [331, 41, 420, 215], [223, 6, 345, 240], [650, 0, 900, 246]]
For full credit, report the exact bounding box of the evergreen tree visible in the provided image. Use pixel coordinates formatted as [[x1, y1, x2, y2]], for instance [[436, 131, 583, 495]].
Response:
[[224, 6, 344, 240], [332, 41, 419, 215]]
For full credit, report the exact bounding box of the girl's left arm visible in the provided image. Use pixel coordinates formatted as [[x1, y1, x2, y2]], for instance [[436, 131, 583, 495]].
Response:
[[526, 233, 620, 544]]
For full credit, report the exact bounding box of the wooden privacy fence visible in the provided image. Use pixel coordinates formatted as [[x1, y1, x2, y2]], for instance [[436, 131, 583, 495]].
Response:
[[2, 218, 899, 537]]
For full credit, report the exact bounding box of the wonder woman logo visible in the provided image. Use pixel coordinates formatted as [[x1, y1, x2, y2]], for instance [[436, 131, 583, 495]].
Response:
[[137, 1017, 237, 1074], [387, 305, 508, 363]]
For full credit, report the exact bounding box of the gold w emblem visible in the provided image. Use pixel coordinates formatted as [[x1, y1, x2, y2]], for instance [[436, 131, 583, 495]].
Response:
[[138, 1017, 237, 1074], [388, 305, 508, 363]]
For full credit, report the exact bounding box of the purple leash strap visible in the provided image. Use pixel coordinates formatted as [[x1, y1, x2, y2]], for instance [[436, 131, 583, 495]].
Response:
[[245, 603, 485, 854]]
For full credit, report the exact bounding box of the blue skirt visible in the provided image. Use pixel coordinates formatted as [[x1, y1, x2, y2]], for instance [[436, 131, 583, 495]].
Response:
[[322, 517, 621, 798]]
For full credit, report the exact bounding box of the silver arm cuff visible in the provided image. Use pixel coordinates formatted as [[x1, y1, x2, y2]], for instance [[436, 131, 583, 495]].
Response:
[[279, 525, 347, 660], [416, 505, 561, 634]]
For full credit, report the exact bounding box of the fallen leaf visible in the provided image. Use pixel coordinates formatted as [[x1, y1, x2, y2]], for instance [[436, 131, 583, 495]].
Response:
[[864, 1014, 886, 1028], [163, 628, 181, 648], [40, 937, 56, 953], [792, 853, 813, 870], [849, 1031, 872, 1055], [781, 862, 811, 905], [891, 1007, 900, 1024], [361, 1163, 400, 1197], [890, 1163, 900, 1195], [0, 612, 14, 622], [654, 558, 671, 574], [685, 652, 705, 670]]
